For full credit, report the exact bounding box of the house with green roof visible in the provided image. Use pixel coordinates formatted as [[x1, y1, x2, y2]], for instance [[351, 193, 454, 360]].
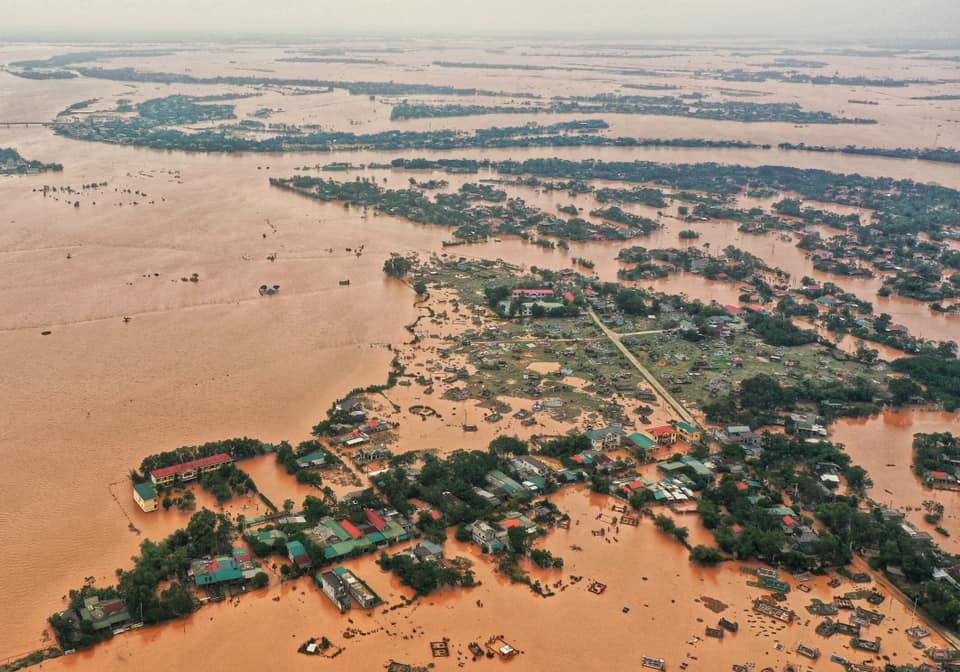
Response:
[[79, 596, 130, 631], [132, 481, 158, 512], [627, 432, 656, 450], [287, 540, 311, 569], [675, 421, 702, 442]]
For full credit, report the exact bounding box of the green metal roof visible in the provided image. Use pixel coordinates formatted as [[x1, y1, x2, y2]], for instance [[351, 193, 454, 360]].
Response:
[[365, 532, 386, 544], [324, 518, 353, 542], [381, 520, 407, 540], [133, 481, 157, 500], [627, 432, 655, 449]]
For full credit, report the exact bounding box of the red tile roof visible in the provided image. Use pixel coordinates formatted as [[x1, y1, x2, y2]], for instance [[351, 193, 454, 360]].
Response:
[[650, 426, 675, 436], [781, 515, 797, 526], [151, 453, 232, 479], [365, 508, 386, 531], [339, 519, 363, 539], [735, 481, 748, 491], [500, 519, 521, 528], [930, 470, 950, 479], [563, 291, 575, 302]]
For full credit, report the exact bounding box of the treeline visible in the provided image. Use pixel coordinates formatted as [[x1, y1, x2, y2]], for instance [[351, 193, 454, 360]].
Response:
[[780, 142, 960, 165], [135, 437, 265, 476], [390, 97, 871, 125]]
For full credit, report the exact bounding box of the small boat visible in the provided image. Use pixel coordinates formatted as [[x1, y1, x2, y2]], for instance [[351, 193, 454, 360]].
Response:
[[462, 424, 478, 432], [339, 279, 350, 286]]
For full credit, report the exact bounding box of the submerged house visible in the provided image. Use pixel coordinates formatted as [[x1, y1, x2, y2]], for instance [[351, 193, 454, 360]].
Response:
[[317, 570, 351, 612], [132, 481, 158, 512], [150, 453, 232, 486], [78, 596, 130, 632]]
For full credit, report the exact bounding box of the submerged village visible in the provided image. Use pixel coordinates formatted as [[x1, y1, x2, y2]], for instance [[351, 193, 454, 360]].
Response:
[[30, 249, 960, 672], [2, 40, 960, 672]]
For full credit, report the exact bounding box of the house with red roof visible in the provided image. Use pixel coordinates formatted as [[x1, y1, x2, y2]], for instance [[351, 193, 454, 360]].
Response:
[[365, 508, 387, 531], [150, 453, 232, 486], [649, 425, 677, 446], [339, 519, 363, 540]]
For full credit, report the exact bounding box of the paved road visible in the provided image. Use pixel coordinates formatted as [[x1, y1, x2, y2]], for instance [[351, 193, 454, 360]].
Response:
[[588, 308, 695, 425]]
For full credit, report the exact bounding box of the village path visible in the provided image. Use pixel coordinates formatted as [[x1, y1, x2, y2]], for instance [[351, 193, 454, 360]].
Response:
[[587, 308, 695, 425], [471, 329, 665, 345]]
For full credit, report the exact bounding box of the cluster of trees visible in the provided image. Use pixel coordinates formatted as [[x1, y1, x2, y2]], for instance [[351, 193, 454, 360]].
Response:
[[390, 96, 869, 124], [383, 255, 413, 278], [892, 355, 960, 410], [199, 464, 257, 503], [378, 552, 475, 595], [744, 312, 818, 347], [653, 514, 690, 546], [50, 509, 235, 648], [0, 147, 64, 175], [913, 432, 960, 477]]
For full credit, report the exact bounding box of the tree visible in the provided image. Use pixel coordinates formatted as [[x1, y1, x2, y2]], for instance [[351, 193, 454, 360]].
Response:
[[413, 279, 427, 295], [283, 498, 294, 512], [252, 571, 269, 589], [383, 255, 412, 278], [846, 465, 868, 490], [507, 526, 529, 554], [690, 545, 724, 565], [489, 435, 528, 456]]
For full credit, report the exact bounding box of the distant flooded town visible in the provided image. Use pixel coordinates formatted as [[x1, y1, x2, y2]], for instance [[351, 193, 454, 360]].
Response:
[[1, 27, 960, 672]]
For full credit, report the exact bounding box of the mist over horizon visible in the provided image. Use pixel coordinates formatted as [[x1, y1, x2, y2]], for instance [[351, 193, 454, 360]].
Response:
[[1, 0, 959, 42]]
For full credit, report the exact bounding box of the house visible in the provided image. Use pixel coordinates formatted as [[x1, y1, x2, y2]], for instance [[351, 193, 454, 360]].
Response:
[[150, 453, 232, 486], [486, 470, 524, 494], [191, 548, 260, 586], [335, 398, 363, 414], [626, 432, 656, 451], [403, 539, 444, 563], [510, 455, 553, 479], [820, 473, 841, 489], [317, 570, 351, 612], [675, 421, 702, 443], [354, 445, 391, 464], [295, 451, 328, 469], [649, 425, 678, 446], [133, 481, 158, 512], [78, 596, 130, 631], [287, 540, 311, 569], [585, 423, 625, 450], [512, 288, 554, 299], [333, 567, 380, 608], [472, 521, 508, 552]]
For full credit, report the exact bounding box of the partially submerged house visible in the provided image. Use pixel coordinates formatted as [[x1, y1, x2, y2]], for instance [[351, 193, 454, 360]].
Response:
[[132, 481, 158, 512], [150, 453, 232, 486]]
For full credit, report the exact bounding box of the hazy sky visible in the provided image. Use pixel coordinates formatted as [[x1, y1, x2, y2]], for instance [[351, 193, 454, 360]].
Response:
[[1, 0, 958, 40]]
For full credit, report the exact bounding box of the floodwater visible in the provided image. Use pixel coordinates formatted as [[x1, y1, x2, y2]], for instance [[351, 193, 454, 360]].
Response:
[[34, 486, 950, 672], [832, 410, 960, 551], [0, 42, 958, 668]]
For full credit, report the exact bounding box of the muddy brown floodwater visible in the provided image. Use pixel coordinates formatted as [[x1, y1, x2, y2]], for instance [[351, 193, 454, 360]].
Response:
[[0, 42, 958, 670]]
